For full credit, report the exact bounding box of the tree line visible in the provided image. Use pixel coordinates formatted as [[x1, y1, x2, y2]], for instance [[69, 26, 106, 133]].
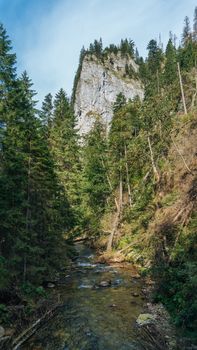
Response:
[[0, 6, 197, 335]]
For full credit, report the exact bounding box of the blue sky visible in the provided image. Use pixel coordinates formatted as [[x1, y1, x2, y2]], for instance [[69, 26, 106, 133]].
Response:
[[0, 0, 196, 103]]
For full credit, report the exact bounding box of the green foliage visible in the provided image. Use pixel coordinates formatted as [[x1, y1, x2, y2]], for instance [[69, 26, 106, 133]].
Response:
[[21, 282, 46, 298], [1, 10, 197, 338], [153, 213, 197, 335], [147, 39, 163, 75], [50, 88, 83, 227], [40, 93, 53, 128], [0, 304, 10, 324], [87, 37, 135, 59], [182, 16, 191, 46], [0, 26, 78, 303], [124, 63, 138, 79], [163, 39, 177, 84], [82, 118, 110, 233], [0, 256, 9, 289]]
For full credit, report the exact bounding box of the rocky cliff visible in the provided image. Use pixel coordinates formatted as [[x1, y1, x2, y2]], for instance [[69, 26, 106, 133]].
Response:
[[74, 52, 144, 135]]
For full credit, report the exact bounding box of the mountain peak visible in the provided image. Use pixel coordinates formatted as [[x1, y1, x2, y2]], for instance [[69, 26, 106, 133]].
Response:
[[74, 50, 144, 135]]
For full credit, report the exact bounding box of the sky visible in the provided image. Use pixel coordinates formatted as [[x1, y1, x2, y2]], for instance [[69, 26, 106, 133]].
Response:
[[0, 0, 196, 104]]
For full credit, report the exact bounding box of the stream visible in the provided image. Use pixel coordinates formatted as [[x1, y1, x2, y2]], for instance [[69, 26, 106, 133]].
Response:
[[22, 244, 148, 350]]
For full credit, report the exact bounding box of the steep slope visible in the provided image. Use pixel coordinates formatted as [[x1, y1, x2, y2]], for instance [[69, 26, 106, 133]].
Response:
[[74, 52, 144, 135]]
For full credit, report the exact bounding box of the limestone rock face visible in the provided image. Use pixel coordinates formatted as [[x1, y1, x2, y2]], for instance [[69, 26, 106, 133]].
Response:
[[74, 52, 144, 135]]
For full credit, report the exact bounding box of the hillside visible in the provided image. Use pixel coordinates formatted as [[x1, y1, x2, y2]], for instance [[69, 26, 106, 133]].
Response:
[[0, 9, 197, 349]]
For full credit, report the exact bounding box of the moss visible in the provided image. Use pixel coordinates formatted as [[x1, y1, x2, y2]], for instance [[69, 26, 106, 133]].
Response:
[[136, 313, 155, 325]]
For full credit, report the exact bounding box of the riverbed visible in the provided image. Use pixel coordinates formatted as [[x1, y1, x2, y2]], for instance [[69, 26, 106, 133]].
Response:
[[22, 244, 147, 350]]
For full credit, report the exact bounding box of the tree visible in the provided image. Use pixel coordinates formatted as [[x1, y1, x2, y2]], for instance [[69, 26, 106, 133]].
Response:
[[95, 38, 103, 57], [0, 23, 16, 95], [0, 70, 72, 288], [120, 38, 135, 58], [135, 48, 140, 63], [193, 6, 197, 41], [40, 93, 53, 127], [164, 39, 177, 84], [182, 16, 191, 46], [145, 39, 164, 96], [113, 92, 126, 113], [147, 39, 163, 75], [178, 38, 196, 71], [0, 23, 17, 160], [82, 117, 110, 232], [50, 89, 82, 226]]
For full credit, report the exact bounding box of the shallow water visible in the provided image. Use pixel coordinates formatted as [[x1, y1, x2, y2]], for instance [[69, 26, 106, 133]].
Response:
[[22, 244, 146, 350]]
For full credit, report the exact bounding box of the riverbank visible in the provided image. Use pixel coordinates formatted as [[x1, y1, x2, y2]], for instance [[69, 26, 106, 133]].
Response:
[[0, 243, 190, 350]]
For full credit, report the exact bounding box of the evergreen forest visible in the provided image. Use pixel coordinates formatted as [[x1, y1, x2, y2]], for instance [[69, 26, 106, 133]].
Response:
[[0, 7, 197, 349]]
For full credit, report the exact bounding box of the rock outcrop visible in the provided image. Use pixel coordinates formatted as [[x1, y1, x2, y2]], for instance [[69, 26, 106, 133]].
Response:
[[74, 52, 144, 135]]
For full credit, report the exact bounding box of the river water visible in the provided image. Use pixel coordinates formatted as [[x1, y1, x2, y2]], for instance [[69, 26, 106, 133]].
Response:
[[22, 244, 147, 350]]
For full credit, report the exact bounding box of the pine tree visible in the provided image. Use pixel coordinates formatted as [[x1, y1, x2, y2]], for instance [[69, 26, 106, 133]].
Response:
[[164, 39, 177, 84], [145, 39, 163, 96], [0, 23, 17, 159], [50, 89, 82, 226], [0, 23, 16, 95], [193, 6, 197, 41], [135, 48, 140, 63], [182, 16, 191, 46], [0, 71, 72, 287], [82, 117, 110, 232], [113, 93, 126, 113], [40, 93, 53, 127], [108, 98, 143, 214], [147, 39, 163, 75]]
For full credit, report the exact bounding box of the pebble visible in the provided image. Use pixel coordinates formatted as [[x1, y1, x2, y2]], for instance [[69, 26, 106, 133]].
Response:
[[99, 280, 111, 287], [109, 304, 117, 308]]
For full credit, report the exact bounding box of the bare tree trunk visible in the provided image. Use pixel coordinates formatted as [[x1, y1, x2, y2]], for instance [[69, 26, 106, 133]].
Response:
[[106, 154, 123, 252], [156, 69, 160, 94], [171, 137, 193, 174], [107, 209, 121, 252], [177, 62, 187, 115], [101, 158, 119, 211], [148, 136, 160, 183], [124, 144, 132, 207], [191, 68, 197, 109], [12, 305, 60, 350], [119, 171, 123, 210]]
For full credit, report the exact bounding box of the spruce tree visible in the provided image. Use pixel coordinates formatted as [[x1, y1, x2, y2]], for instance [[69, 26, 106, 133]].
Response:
[[82, 117, 110, 232], [164, 39, 177, 84], [0, 23, 17, 163], [50, 89, 82, 226], [0, 23, 16, 95], [193, 6, 197, 41], [40, 93, 53, 127], [0, 71, 71, 287], [182, 16, 191, 46], [147, 39, 163, 75]]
